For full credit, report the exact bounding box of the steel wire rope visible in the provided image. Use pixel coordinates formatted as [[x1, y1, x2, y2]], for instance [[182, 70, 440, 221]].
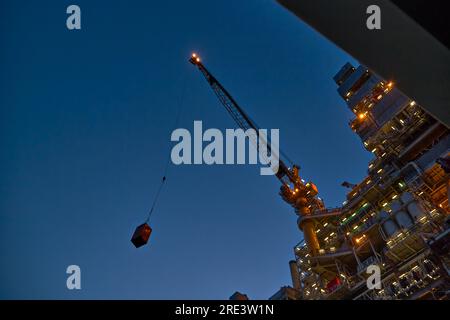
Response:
[[145, 73, 188, 223]]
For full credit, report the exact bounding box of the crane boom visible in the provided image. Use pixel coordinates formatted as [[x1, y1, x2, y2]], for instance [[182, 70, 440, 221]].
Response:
[[189, 53, 323, 255], [190, 55, 258, 133], [189, 53, 295, 185]]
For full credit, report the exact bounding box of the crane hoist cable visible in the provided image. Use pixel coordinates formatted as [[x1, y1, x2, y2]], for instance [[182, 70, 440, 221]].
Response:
[[145, 74, 188, 223], [131, 73, 187, 248]]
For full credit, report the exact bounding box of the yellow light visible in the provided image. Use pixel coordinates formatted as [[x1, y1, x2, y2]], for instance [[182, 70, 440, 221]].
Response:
[[377, 95, 383, 100], [358, 113, 366, 120], [355, 234, 366, 244], [388, 82, 393, 87], [192, 53, 197, 57], [196, 57, 200, 62]]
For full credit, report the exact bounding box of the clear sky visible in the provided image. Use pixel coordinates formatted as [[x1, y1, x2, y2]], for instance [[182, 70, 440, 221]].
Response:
[[0, 0, 373, 299]]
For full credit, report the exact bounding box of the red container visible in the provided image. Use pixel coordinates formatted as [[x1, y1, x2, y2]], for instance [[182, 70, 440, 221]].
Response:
[[131, 223, 152, 248], [326, 277, 341, 293]]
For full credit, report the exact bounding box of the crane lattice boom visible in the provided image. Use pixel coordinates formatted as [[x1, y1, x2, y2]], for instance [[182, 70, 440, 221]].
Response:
[[189, 53, 324, 255]]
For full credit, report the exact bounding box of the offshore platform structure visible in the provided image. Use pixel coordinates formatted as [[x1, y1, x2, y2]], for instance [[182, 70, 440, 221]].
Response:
[[189, 54, 450, 300], [285, 63, 450, 300]]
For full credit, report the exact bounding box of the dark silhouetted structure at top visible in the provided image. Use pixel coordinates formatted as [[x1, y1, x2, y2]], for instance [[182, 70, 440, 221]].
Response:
[[277, 0, 450, 127]]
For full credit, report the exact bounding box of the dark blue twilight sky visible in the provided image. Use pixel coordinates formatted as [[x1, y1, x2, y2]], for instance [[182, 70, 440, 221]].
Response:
[[0, 1, 373, 299]]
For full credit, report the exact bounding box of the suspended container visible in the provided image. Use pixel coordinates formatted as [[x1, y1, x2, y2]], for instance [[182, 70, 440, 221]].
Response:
[[131, 223, 152, 248]]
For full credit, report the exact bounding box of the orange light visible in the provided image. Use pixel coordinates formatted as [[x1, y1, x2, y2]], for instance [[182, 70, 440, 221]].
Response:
[[355, 234, 366, 244], [192, 53, 197, 58], [387, 82, 393, 88], [196, 57, 200, 62], [358, 113, 366, 120]]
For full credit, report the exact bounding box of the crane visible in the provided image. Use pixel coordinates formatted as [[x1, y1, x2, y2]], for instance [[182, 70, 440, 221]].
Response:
[[189, 53, 323, 255]]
